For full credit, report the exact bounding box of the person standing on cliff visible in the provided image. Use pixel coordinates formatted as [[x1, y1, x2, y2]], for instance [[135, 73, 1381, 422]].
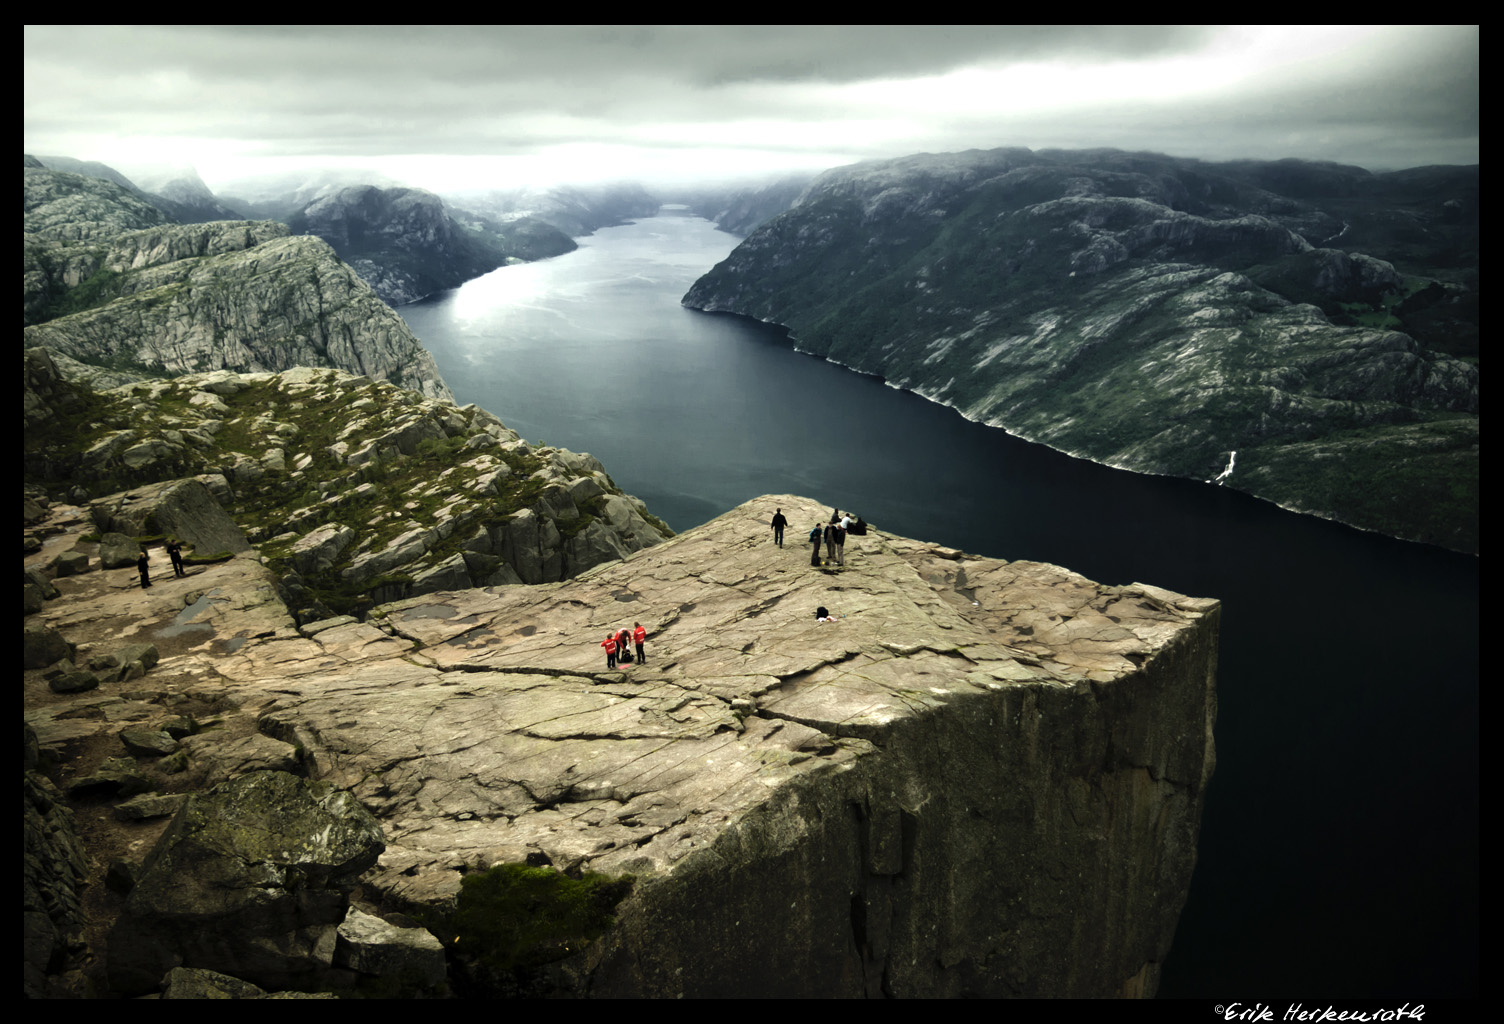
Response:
[[633, 621, 647, 664], [809, 523, 824, 566], [136, 547, 152, 589], [771, 508, 787, 548], [601, 632, 618, 669], [165, 538, 186, 578]]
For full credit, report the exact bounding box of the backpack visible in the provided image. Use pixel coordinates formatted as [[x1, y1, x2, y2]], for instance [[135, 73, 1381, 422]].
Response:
[[809, 526, 823, 543]]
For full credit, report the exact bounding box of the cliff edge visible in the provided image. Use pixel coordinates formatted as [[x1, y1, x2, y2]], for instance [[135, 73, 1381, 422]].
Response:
[[25, 491, 1215, 997]]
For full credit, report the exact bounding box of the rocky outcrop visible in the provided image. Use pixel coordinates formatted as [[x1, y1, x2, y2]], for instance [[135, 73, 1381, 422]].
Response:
[[89, 478, 252, 557], [25, 355, 671, 620], [24, 490, 1215, 997], [106, 770, 385, 994], [288, 185, 575, 306], [24, 161, 171, 242], [23, 232, 452, 400], [24, 731, 91, 998], [682, 148, 1479, 553]]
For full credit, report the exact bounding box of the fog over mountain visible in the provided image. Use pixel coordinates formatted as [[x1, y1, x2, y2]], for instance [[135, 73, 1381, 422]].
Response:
[[24, 26, 1477, 194]]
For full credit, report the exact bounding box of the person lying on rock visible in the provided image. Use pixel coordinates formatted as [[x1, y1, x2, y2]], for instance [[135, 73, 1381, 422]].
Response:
[[815, 606, 838, 623]]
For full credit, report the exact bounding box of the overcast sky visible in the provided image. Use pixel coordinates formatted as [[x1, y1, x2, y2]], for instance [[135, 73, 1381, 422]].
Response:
[[24, 25, 1479, 194]]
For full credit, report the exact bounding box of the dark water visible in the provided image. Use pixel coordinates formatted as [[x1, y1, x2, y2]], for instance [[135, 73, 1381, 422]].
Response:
[[400, 208, 1478, 998]]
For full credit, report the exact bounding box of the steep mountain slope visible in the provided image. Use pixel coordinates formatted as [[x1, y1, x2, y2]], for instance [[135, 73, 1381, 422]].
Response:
[[287, 185, 576, 306], [24, 164, 451, 400], [671, 172, 814, 236], [683, 148, 1478, 552]]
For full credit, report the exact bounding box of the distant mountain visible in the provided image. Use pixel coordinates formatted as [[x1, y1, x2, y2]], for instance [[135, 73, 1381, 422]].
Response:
[[34, 155, 243, 225], [284, 184, 576, 306], [668, 173, 815, 236], [683, 148, 1478, 553], [125, 166, 246, 224], [448, 182, 661, 238], [213, 167, 410, 221]]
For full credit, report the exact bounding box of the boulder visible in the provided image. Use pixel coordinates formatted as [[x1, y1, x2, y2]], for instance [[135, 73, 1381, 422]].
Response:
[[333, 907, 446, 988], [106, 770, 386, 995], [91, 478, 251, 556], [180, 732, 302, 785], [24, 623, 75, 669], [115, 643, 160, 672], [51, 550, 90, 576], [119, 727, 178, 757], [288, 523, 356, 575], [66, 757, 153, 800], [49, 670, 100, 695], [159, 966, 267, 999], [113, 792, 189, 822], [25, 566, 60, 599], [99, 532, 141, 570]]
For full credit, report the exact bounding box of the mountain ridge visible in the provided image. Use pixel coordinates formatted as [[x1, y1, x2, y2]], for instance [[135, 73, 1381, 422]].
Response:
[[682, 147, 1479, 553]]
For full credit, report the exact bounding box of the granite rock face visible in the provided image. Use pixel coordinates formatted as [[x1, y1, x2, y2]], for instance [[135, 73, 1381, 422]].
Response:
[[25, 232, 451, 401], [168, 494, 1211, 996], [25, 492, 1215, 997]]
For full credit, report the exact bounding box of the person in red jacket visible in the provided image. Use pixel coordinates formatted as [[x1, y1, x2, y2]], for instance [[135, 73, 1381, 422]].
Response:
[[601, 633, 618, 669], [633, 621, 647, 664]]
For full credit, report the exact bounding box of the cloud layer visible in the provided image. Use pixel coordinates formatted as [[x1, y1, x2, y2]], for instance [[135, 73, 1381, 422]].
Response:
[[24, 25, 1478, 191]]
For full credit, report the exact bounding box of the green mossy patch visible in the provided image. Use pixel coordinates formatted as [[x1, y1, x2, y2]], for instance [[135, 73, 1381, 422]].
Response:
[[448, 862, 634, 973]]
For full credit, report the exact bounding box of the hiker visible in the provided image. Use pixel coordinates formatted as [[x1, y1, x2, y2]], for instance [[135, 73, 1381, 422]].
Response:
[[137, 548, 152, 589], [616, 628, 633, 664], [771, 508, 787, 548], [633, 621, 647, 664], [833, 519, 846, 565], [824, 521, 838, 563], [809, 523, 824, 566], [601, 632, 618, 669], [815, 605, 837, 623], [165, 538, 186, 578]]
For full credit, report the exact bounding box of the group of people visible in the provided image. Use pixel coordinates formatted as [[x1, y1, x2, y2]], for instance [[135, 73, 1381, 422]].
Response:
[[136, 538, 188, 589], [600, 622, 648, 669], [770, 505, 865, 568]]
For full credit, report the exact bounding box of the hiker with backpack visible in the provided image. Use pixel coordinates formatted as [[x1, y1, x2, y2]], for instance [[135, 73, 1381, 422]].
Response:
[[809, 523, 824, 566]]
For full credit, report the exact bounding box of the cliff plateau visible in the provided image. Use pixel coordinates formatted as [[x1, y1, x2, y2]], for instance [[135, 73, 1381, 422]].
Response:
[[682, 148, 1479, 553], [24, 491, 1216, 998]]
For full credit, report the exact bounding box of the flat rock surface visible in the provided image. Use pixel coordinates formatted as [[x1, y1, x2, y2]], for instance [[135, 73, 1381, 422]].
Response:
[[25, 492, 1217, 995]]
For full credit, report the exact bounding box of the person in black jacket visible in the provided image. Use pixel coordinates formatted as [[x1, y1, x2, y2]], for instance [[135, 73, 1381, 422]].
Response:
[[771, 508, 787, 547]]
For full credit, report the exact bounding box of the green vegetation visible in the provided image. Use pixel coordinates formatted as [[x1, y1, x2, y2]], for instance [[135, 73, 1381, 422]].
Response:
[[448, 862, 634, 973]]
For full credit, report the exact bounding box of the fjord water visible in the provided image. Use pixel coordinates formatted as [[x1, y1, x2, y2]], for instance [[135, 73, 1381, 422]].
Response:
[[399, 207, 1477, 996]]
